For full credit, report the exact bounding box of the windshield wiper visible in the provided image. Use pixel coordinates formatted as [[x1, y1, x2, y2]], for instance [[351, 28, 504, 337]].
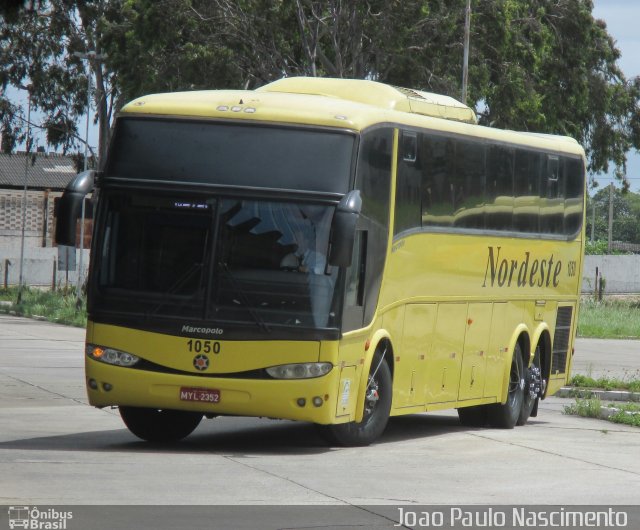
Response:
[[149, 262, 203, 316], [218, 262, 271, 334]]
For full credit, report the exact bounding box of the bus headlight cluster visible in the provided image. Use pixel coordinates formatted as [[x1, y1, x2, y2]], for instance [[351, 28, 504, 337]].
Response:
[[266, 362, 332, 379], [86, 344, 140, 367]]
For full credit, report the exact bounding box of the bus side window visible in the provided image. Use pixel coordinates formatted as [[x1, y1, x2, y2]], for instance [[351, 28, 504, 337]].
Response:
[[564, 157, 584, 236], [394, 131, 422, 235], [453, 139, 486, 229], [486, 145, 515, 231], [513, 149, 542, 233], [541, 155, 564, 234], [421, 135, 455, 227]]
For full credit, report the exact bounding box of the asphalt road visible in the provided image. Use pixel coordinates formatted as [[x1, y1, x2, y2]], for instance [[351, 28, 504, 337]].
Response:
[[1, 314, 639, 517]]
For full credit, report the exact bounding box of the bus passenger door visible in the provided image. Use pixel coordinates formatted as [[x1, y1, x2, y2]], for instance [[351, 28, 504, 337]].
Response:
[[458, 303, 491, 401], [425, 304, 466, 404], [397, 304, 437, 407]]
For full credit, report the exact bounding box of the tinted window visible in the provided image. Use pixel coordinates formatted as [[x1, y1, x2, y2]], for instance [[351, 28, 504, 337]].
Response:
[[514, 150, 542, 233], [393, 130, 584, 238], [107, 118, 355, 194], [422, 135, 456, 227], [453, 140, 485, 229], [394, 131, 422, 234], [486, 145, 514, 231], [540, 155, 564, 234], [354, 127, 393, 327], [358, 129, 392, 227], [564, 157, 584, 235]]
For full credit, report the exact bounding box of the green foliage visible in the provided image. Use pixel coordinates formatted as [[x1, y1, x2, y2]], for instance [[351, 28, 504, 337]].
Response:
[[564, 397, 640, 427], [0, 0, 117, 160], [585, 189, 640, 246], [578, 298, 640, 339], [2, 0, 640, 179], [569, 374, 640, 393], [0, 287, 86, 327], [563, 397, 602, 418], [584, 240, 609, 255], [605, 402, 640, 427]]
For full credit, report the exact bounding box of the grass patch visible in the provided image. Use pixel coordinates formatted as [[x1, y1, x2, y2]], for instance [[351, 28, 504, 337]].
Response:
[[564, 398, 640, 427], [578, 298, 640, 339], [0, 287, 86, 327], [608, 402, 640, 427], [563, 397, 602, 418], [569, 374, 640, 393]]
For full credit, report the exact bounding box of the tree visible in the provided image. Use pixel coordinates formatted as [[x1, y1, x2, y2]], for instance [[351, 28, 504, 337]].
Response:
[[586, 187, 640, 244], [2, 0, 639, 181], [0, 0, 118, 162]]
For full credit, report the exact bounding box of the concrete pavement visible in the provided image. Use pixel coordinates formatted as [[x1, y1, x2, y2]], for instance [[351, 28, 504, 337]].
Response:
[[573, 337, 640, 379], [1, 314, 640, 508]]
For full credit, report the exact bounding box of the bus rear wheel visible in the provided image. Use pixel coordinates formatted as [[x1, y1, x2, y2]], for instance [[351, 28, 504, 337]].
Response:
[[487, 343, 525, 429], [317, 351, 392, 446], [517, 343, 542, 426], [119, 406, 203, 442]]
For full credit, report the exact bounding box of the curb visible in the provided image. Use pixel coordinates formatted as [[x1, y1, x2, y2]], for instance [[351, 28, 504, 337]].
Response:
[[555, 387, 640, 402], [599, 406, 640, 420]]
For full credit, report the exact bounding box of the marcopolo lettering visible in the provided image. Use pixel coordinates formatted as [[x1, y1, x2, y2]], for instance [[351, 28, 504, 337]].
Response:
[[181, 324, 224, 335], [482, 246, 562, 288]]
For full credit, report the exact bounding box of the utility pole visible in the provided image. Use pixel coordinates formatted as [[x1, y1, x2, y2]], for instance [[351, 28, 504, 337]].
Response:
[[591, 193, 595, 242], [73, 50, 106, 308], [16, 84, 32, 305], [607, 183, 614, 253], [461, 0, 471, 104]]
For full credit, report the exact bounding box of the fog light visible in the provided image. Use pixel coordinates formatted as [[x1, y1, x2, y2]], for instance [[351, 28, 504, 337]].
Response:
[[102, 383, 113, 392], [312, 396, 323, 407], [88, 379, 98, 390], [296, 398, 306, 407]]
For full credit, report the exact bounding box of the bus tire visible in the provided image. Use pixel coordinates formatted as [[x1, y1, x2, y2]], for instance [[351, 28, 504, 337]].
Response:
[[517, 343, 542, 426], [318, 351, 392, 446], [119, 406, 202, 442], [487, 343, 525, 429], [457, 405, 489, 427]]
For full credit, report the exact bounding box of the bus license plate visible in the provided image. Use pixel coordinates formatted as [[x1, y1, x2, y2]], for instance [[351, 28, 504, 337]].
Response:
[[179, 387, 220, 403]]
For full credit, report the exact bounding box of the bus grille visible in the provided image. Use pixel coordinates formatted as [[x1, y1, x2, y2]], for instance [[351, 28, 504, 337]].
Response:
[[551, 306, 573, 374]]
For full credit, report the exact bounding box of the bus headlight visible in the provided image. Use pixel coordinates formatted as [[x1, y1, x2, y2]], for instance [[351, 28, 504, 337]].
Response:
[[86, 344, 140, 367], [266, 362, 332, 379]]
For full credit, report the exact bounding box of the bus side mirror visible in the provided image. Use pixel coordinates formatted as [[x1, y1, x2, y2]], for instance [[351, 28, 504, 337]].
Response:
[[328, 190, 362, 268], [55, 170, 96, 247]]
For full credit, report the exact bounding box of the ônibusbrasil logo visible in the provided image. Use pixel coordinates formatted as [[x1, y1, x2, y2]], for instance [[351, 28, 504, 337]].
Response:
[[7, 507, 73, 529]]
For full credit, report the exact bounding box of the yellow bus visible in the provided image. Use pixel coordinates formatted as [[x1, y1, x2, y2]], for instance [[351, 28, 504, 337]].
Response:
[[56, 77, 585, 446]]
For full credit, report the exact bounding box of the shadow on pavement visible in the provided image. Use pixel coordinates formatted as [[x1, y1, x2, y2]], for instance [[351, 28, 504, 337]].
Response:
[[0, 413, 481, 455]]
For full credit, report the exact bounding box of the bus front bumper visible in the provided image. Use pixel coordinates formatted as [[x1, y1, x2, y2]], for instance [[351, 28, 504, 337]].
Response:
[[85, 357, 344, 425]]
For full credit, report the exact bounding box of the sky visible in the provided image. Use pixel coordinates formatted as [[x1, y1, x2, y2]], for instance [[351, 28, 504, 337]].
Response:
[[592, 0, 640, 193], [7, 1, 640, 193]]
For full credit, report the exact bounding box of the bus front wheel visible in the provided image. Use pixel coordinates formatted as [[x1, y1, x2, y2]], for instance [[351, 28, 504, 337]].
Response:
[[318, 351, 392, 446], [119, 406, 203, 442], [487, 343, 525, 429]]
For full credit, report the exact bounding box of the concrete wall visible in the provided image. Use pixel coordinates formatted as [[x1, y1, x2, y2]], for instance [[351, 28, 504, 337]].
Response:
[[3, 248, 639, 295], [581, 255, 640, 294], [0, 248, 90, 288]]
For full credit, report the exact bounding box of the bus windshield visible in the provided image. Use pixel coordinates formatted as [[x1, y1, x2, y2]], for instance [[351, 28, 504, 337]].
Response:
[[95, 192, 340, 330]]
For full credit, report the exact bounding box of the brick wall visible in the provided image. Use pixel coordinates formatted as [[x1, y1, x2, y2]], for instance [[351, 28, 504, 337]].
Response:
[[0, 189, 81, 249]]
